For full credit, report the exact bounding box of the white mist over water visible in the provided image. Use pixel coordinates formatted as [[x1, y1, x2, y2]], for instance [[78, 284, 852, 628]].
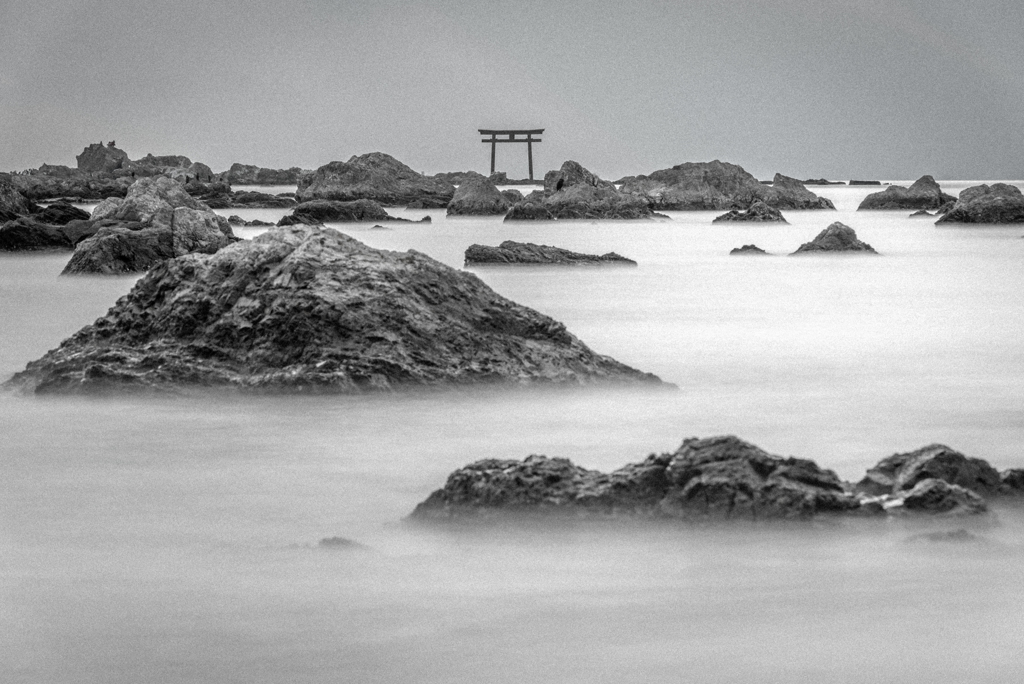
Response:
[[3, 182, 1024, 682]]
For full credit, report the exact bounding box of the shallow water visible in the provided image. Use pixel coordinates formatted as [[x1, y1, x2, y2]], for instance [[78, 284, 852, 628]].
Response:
[[2, 181, 1024, 682]]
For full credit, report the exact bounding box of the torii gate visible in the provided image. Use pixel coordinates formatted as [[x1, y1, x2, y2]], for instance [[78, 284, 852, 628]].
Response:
[[479, 128, 544, 180]]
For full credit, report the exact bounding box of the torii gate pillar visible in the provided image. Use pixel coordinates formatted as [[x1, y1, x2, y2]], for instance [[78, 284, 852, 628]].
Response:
[[479, 129, 544, 180]]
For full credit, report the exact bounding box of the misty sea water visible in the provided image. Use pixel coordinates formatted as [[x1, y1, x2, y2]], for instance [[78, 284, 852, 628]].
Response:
[[2, 182, 1024, 683]]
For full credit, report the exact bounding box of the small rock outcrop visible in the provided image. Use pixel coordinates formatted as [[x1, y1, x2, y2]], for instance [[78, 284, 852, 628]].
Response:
[[61, 177, 235, 275], [909, 210, 934, 218], [857, 175, 955, 210], [464, 241, 637, 266], [76, 143, 130, 173], [934, 183, 1024, 224], [790, 223, 877, 254], [713, 200, 786, 223], [504, 161, 653, 220], [767, 174, 836, 210], [296, 152, 455, 207], [729, 244, 769, 255], [446, 176, 511, 216], [856, 444, 1003, 498], [8, 226, 664, 394]]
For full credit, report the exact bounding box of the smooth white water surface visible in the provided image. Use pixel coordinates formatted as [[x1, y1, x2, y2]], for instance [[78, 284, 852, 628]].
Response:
[[2, 181, 1024, 683]]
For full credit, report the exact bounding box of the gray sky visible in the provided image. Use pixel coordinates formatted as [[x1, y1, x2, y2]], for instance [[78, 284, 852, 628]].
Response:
[[3, 0, 1023, 180]]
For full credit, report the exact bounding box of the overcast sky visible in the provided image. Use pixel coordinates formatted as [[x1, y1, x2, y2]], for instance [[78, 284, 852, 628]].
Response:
[[2, 0, 1023, 180]]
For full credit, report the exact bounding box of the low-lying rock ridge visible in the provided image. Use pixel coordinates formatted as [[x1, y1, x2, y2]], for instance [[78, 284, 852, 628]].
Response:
[[504, 161, 653, 220], [465, 241, 636, 266], [276, 199, 427, 225], [297, 152, 455, 207], [857, 175, 955, 210], [729, 244, 769, 255], [713, 200, 786, 223]]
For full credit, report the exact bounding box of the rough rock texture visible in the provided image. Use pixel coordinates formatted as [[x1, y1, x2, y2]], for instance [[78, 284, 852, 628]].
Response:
[[791, 223, 877, 254], [768, 174, 836, 210], [883, 479, 987, 515], [8, 226, 664, 394], [447, 176, 511, 216], [0, 177, 38, 221], [465, 241, 636, 266], [34, 202, 91, 225], [62, 177, 234, 275], [729, 244, 769, 255], [76, 143, 130, 173], [856, 444, 1003, 498], [935, 183, 1024, 224], [410, 435, 864, 521], [296, 152, 455, 207], [500, 189, 524, 205], [0, 217, 97, 251], [803, 179, 845, 185], [713, 200, 787, 223], [226, 163, 310, 185], [6, 170, 132, 201], [858, 175, 956, 210], [504, 161, 653, 220], [277, 199, 400, 225]]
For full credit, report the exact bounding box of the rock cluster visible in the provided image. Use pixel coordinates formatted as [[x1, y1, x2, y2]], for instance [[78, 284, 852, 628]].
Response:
[[410, 436, 1024, 521], [225, 163, 310, 185], [465, 241, 636, 266], [297, 152, 455, 207], [713, 200, 786, 223], [446, 175, 511, 216], [504, 161, 653, 220], [857, 175, 955, 210], [791, 223, 877, 254], [7, 226, 664, 394], [935, 183, 1024, 224]]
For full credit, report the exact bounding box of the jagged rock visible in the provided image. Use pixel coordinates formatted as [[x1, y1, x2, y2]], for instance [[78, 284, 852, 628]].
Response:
[[410, 435, 865, 521], [501, 189, 524, 204], [858, 175, 955, 210], [76, 143, 130, 173], [729, 244, 769, 255], [432, 170, 484, 185], [62, 177, 234, 275], [488, 171, 538, 186], [713, 200, 786, 223], [277, 199, 410, 225], [767, 174, 836, 210], [226, 163, 310, 185], [228, 215, 275, 227], [935, 183, 1024, 224], [227, 215, 244, 225], [0, 217, 89, 251], [296, 152, 455, 207], [447, 176, 511, 216], [132, 153, 193, 171], [856, 444, 1003, 497], [0, 177, 38, 221], [34, 202, 91, 225], [8, 226, 664, 394], [883, 479, 987, 515], [791, 223, 877, 254], [6, 169, 132, 201], [465, 241, 636, 266], [504, 161, 653, 220]]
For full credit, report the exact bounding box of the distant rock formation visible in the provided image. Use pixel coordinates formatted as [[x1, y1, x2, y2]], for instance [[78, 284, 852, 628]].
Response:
[[909, 210, 934, 218], [226, 163, 311, 185], [297, 152, 455, 207], [465, 240, 636, 266], [447, 176, 511, 216], [791, 223, 877, 254], [62, 176, 235, 275], [277, 199, 414, 225], [729, 244, 769, 255], [76, 143, 130, 173], [713, 200, 786, 223], [504, 161, 653, 220], [935, 183, 1024, 224], [767, 174, 836, 210], [227, 216, 275, 227], [198, 189, 297, 210], [803, 179, 844, 185], [849, 180, 882, 186], [857, 175, 955, 210], [7, 226, 665, 394]]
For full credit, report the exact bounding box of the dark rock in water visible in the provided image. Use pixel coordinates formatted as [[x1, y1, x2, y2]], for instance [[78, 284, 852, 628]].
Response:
[[935, 200, 955, 215], [803, 179, 845, 185], [277, 199, 395, 225], [432, 170, 484, 185], [410, 435, 866, 521], [487, 171, 539, 186], [850, 180, 882, 186], [132, 153, 193, 171], [1000, 469, 1024, 494], [34, 202, 91, 225], [729, 244, 769, 255], [8, 226, 664, 394], [791, 223, 877, 254], [77, 142, 130, 173], [767, 174, 836, 210], [296, 152, 455, 207], [227, 215, 244, 225], [465, 240, 637, 266], [226, 163, 310, 185], [889, 479, 987, 515], [906, 528, 984, 544], [505, 161, 653, 220], [228, 215, 275, 227], [224, 191, 296, 209], [62, 177, 235, 275], [447, 176, 511, 216], [858, 175, 955, 210], [405, 197, 450, 209], [0, 217, 79, 251], [909, 210, 934, 218], [7, 169, 133, 201], [935, 183, 1024, 224], [713, 200, 786, 223], [319, 536, 366, 549], [501, 188, 525, 205], [0, 177, 38, 221], [856, 444, 1003, 498]]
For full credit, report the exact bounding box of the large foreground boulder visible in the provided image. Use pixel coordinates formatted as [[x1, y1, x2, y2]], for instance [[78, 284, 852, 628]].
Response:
[[857, 175, 955, 210], [791, 223, 877, 254], [504, 161, 653, 220], [935, 183, 1024, 224], [465, 241, 636, 266], [296, 152, 455, 207], [7, 226, 664, 394], [62, 177, 235, 275], [447, 175, 511, 216]]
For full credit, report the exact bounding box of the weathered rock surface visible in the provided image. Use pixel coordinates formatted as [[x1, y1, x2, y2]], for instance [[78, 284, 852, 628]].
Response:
[[465, 241, 636, 266], [226, 163, 310, 185], [447, 176, 511, 216], [858, 175, 955, 210], [850, 180, 882, 186], [34, 202, 91, 225], [7, 169, 133, 201], [791, 223, 877, 254], [803, 179, 845, 186], [856, 444, 1004, 498], [297, 152, 455, 207], [504, 161, 653, 220], [77, 143, 130, 173], [277, 199, 425, 225], [729, 244, 769, 255], [227, 215, 275, 227], [713, 200, 786, 223], [880, 479, 987, 515], [0, 217, 97, 251], [0, 177, 38, 221], [62, 177, 235, 275], [934, 183, 1024, 224], [8, 226, 664, 394], [767, 174, 836, 210]]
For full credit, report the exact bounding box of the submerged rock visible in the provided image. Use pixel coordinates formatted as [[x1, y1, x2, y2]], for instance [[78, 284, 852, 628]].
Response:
[[504, 161, 652, 220], [8, 226, 664, 394], [296, 152, 455, 207], [465, 241, 636, 266], [729, 244, 769, 255], [791, 223, 877, 254], [858, 175, 955, 210], [447, 176, 511, 216], [277, 199, 397, 225], [713, 200, 786, 223], [935, 183, 1024, 224]]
